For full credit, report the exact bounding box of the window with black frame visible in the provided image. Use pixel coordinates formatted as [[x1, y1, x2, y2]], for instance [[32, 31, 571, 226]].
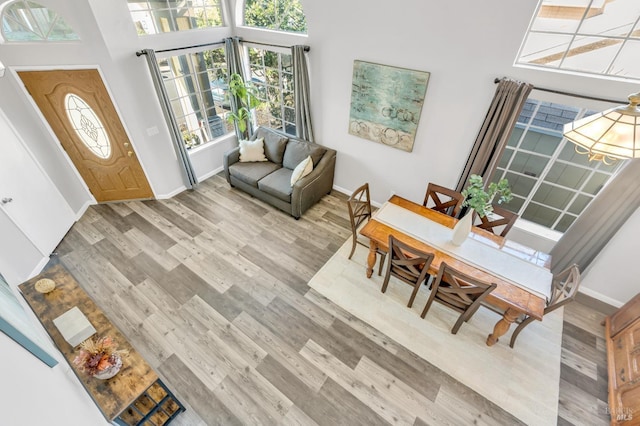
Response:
[[492, 98, 626, 232]]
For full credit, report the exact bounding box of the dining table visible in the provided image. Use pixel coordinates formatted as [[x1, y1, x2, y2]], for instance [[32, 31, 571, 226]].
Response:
[[359, 195, 553, 347]]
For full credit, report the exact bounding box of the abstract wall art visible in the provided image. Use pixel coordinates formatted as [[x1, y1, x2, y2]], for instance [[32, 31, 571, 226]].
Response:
[[348, 60, 430, 152]]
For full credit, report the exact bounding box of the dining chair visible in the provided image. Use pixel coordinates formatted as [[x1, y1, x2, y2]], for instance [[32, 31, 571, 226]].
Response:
[[381, 235, 435, 308], [422, 182, 464, 218], [505, 264, 581, 348], [421, 262, 497, 334], [347, 183, 386, 275], [474, 204, 519, 237]]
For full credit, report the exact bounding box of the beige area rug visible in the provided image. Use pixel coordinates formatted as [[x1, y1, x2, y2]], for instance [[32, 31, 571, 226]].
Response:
[[307, 240, 562, 426]]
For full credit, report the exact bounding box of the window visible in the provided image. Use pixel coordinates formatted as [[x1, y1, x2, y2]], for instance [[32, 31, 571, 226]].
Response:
[[65, 94, 111, 159], [244, 0, 307, 34], [128, 0, 223, 35], [0, 0, 79, 42], [492, 98, 626, 232], [159, 47, 233, 149], [248, 47, 295, 134], [516, 0, 640, 81]]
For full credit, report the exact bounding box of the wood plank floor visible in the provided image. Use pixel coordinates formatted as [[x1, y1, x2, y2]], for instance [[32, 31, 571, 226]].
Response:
[[52, 173, 612, 425]]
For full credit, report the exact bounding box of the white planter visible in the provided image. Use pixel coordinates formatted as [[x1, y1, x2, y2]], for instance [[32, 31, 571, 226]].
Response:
[[451, 209, 473, 246]]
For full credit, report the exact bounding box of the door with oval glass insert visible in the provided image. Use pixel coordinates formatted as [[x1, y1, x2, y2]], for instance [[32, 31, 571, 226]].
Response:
[[18, 69, 153, 202]]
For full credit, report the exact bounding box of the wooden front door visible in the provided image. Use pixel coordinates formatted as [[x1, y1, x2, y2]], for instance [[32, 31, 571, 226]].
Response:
[[18, 69, 153, 202]]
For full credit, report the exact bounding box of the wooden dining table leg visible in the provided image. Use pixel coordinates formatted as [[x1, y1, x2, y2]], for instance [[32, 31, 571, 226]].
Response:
[[486, 308, 520, 346], [366, 241, 378, 278]]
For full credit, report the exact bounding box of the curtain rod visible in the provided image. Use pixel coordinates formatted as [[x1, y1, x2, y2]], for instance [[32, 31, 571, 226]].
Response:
[[136, 40, 224, 56], [136, 39, 309, 57], [493, 77, 625, 104], [242, 39, 310, 52]]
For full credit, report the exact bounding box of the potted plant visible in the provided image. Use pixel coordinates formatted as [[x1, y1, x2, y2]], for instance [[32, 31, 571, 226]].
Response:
[[461, 174, 513, 218], [225, 73, 263, 140], [452, 174, 513, 245]]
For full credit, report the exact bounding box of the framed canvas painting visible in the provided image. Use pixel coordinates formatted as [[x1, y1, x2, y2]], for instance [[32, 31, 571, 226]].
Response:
[[349, 60, 430, 152]]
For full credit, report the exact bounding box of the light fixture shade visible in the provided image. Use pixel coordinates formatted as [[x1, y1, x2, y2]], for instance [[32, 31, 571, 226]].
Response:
[[563, 93, 640, 161]]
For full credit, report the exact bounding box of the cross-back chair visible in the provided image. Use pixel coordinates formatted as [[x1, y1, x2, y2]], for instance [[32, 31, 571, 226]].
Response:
[[422, 183, 464, 218], [506, 264, 581, 348], [421, 262, 497, 334], [381, 235, 435, 308], [347, 183, 386, 275], [474, 205, 519, 237]]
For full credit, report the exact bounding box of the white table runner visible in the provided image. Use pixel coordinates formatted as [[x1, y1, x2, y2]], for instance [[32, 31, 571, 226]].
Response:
[[374, 202, 552, 300]]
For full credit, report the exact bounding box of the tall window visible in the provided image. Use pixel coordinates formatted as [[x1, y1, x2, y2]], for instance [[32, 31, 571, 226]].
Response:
[[493, 98, 626, 232], [128, 0, 223, 35], [159, 47, 233, 149], [517, 0, 640, 81], [0, 0, 79, 42], [244, 0, 307, 33], [248, 47, 295, 134]]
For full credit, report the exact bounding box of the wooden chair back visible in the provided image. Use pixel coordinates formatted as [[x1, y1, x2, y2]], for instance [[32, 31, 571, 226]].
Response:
[[382, 235, 435, 308], [507, 264, 581, 348], [474, 205, 518, 237], [546, 264, 581, 314], [421, 262, 497, 334], [347, 183, 387, 274], [422, 183, 464, 218], [347, 183, 372, 236]]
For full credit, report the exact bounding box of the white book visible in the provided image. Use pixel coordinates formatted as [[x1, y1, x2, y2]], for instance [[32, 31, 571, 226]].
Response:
[[52, 306, 96, 348]]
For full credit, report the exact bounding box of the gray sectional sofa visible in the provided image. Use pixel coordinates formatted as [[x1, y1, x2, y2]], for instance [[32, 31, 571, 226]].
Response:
[[223, 126, 336, 219]]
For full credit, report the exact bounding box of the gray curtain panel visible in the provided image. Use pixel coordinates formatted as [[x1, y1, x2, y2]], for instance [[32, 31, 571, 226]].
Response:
[[225, 37, 252, 138], [292, 45, 315, 142], [550, 159, 640, 274], [141, 49, 198, 189], [456, 78, 533, 192]]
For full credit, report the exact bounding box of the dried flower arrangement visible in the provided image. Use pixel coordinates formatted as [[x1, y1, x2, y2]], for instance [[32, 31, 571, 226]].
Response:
[[73, 336, 128, 377]]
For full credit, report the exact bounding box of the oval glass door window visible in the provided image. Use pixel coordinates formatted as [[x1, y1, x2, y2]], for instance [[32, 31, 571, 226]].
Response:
[[64, 93, 111, 159]]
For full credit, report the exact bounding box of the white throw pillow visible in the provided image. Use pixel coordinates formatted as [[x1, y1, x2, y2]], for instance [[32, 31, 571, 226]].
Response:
[[290, 155, 313, 186], [239, 138, 267, 162]]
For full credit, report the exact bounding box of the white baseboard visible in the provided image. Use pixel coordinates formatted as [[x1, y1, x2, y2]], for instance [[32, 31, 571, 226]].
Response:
[[578, 287, 624, 308], [74, 200, 93, 221], [197, 166, 224, 182], [156, 185, 188, 200]]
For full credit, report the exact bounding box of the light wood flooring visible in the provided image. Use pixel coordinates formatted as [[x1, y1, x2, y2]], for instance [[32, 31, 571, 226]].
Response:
[[52, 173, 613, 425]]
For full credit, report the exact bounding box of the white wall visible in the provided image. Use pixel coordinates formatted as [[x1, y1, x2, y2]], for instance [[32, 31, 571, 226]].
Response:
[[579, 206, 640, 307], [0, 330, 109, 425]]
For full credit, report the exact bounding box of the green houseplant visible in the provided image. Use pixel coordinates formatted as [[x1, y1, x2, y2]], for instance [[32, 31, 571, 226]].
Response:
[[460, 174, 513, 218], [451, 174, 513, 246], [225, 73, 262, 139]]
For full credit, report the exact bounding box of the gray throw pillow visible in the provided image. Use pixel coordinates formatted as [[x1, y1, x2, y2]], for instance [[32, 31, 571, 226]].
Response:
[[283, 140, 326, 170], [253, 127, 288, 164]]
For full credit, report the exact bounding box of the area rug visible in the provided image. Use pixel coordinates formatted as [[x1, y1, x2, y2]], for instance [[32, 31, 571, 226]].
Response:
[[307, 240, 562, 426]]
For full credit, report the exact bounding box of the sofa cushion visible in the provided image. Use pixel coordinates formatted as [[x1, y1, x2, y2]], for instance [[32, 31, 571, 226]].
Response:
[[239, 138, 267, 162], [283, 139, 326, 169], [229, 161, 281, 187], [253, 127, 288, 164], [290, 155, 313, 186], [258, 168, 293, 202]]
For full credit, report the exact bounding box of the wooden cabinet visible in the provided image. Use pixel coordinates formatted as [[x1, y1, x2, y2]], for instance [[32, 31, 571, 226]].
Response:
[[606, 293, 640, 425]]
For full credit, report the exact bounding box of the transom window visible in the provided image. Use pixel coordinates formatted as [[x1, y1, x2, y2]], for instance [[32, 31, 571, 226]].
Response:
[[159, 48, 232, 149], [492, 98, 626, 232], [0, 0, 79, 42], [244, 0, 307, 34], [128, 0, 223, 35], [248, 47, 295, 134], [517, 0, 640, 81]]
